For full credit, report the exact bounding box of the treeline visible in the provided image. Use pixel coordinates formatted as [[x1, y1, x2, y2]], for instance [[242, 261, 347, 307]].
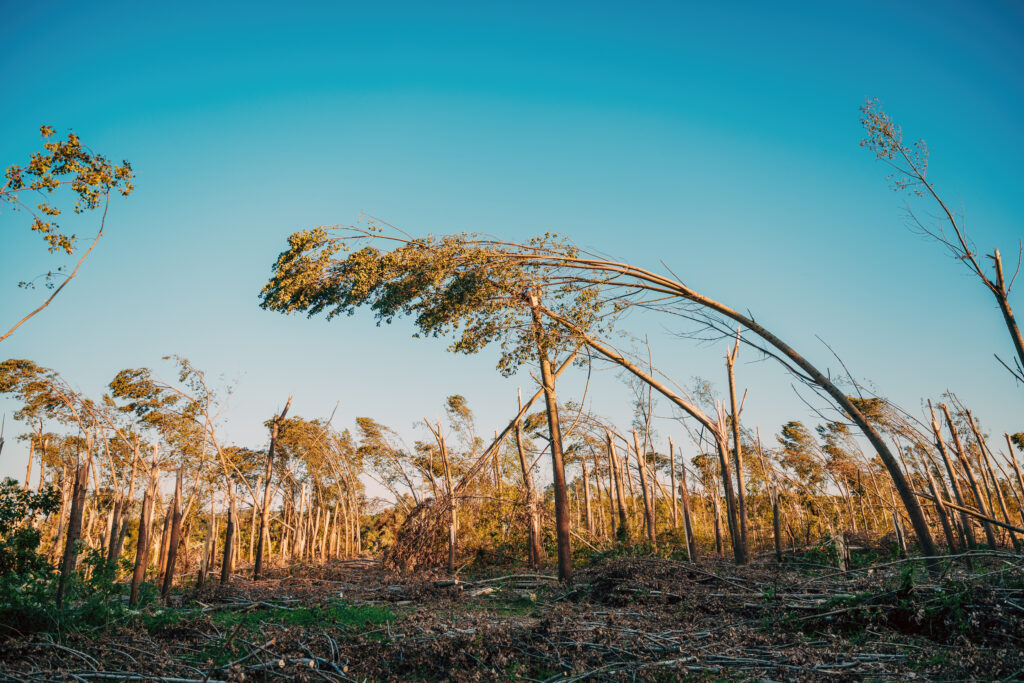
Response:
[[0, 357, 365, 616], [2, 351, 1023, 627]]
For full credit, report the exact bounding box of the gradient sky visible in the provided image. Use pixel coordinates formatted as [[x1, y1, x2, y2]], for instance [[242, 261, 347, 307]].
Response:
[[2, 0, 1022, 489]]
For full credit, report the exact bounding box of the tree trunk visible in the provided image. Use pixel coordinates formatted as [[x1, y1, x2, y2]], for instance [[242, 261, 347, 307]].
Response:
[[56, 459, 89, 607], [50, 465, 71, 564], [130, 463, 160, 606], [25, 438, 33, 490], [714, 421, 743, 564], [582, 461, 593, 535], [437, 428, 457, 573], [156, 500, 172, 584], [967, 414, 1019, 550], [632, 429, 657, 549], [992, 250, 1024, 380], [514, 416, 543, 569], [37, 437, 47, 491], [537, 276, 940, 570], [606, 431, 630, 543], [161, 466, 184, 603], [942, 404, 998, 549], [221, 493, 237, 582], [931, 404, 977, 551], [678, 462, 697, 560], [772, 493, 783, 562], [527, 292, 571, 583], [924, 465, 958, 554], [198, 497, 216, 588], [255, 396, 291, 579], [1005, 434, 1024, 528], [712, 489, 724, 556], [109, 442, 140, 568], [668, 438, 679, 528], [725, 337, 749, 563]]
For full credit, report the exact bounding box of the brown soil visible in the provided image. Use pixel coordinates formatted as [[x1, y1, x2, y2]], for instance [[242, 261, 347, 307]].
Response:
[[2, 553, 1021, 681]]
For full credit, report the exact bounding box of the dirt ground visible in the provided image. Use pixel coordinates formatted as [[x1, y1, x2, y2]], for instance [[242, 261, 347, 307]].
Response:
[[1, 552, 1022, 681]]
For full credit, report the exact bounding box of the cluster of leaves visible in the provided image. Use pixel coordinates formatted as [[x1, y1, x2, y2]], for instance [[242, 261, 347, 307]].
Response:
[[859, 98, 928, 196], [260, 228, 601, 376], [0, 479, 128, 638], [0, 478, 59, 577], [3, 125, 133, 263]]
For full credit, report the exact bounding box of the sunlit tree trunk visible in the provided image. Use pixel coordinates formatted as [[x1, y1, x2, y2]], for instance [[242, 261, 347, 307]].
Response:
[[57, 457, 90, 607], [942, 404, 997, 549], [514, 416, 543, 568], [221, 492, 238, 581], [156, 498, 172, 584], [582, 461, 593, 535], [668, 438, 679, 528], [632, 429, 656, 549], [930, 404, 976, 552], [198, 494, 215, 588], [725, 336, 749, 563], [109, 441, 139, 568], [255, 397, 291, 579], [130, 462, 160, 606], [605, 431, 629, 543], [967, 413, 1018, 550], [677, 459, 697, 561], [1005, 434, 1024, 528], [25, 437, 33, 491], [161, 465, 183, 603], [527, 291, 572, 582]]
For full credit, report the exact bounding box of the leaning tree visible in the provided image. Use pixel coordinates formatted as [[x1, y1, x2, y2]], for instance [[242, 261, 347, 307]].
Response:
[[261, 223, 940, 570], [261, 230, 602, 581]]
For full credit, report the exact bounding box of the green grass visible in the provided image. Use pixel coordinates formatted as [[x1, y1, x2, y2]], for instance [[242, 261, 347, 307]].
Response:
[[211, 599, 395, 631]]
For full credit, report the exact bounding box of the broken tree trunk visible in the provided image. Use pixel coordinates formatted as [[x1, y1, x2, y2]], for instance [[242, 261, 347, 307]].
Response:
[[254, 395, 292, 580]]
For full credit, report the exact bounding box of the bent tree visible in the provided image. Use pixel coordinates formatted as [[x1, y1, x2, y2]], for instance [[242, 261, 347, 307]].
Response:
[[260, 224, 938, 569], [860, 99, 1024, 384], [1, 126, 134, 343], [260, 230, 601, 581]]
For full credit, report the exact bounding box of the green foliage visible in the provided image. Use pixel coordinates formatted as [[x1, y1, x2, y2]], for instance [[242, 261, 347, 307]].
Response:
[[3, 125, 134, 259], [0, 545, 128, 638], [0, 359, 91, 429], [260, 228, 601, 376], [1011, 432, 1024, 452], [0, 482, 132, 638], [777, 421, 824, 489], [0, 478, 59, 577]]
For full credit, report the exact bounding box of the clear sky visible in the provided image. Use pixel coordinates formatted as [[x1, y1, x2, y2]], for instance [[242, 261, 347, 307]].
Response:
[[2, 0, 1022, 488]]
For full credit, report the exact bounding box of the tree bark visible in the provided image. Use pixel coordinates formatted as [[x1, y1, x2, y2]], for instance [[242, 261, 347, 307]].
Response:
[[254, 396, 291, 580], [514, 416, 543, 568], [677, 459, 697, 561], [531, 263, 939, 569], [942, 404, 998, 549], [221, 493, 237, 582], [992, 250, 1024, 380], [930, 403, 977, 552], [668, 438, 679, 528], [161, 465, 184, 603], [56, 459, 89, 607], [632, 429, 657, 549], [25, 438, 33, 490], [725, 335, 749, 563], [582, 461, 593, 535], [527, 291, 572, 583], [130, 462, 160, 606], [606, 431, 630, 543]]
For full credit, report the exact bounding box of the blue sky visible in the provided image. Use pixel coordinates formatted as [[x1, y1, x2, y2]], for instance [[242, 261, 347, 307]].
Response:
[[2, 0, 1022, 486]]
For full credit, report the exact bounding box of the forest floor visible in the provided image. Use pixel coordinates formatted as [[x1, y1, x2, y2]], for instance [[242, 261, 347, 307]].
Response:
[[1, 548, 1022, 682]]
